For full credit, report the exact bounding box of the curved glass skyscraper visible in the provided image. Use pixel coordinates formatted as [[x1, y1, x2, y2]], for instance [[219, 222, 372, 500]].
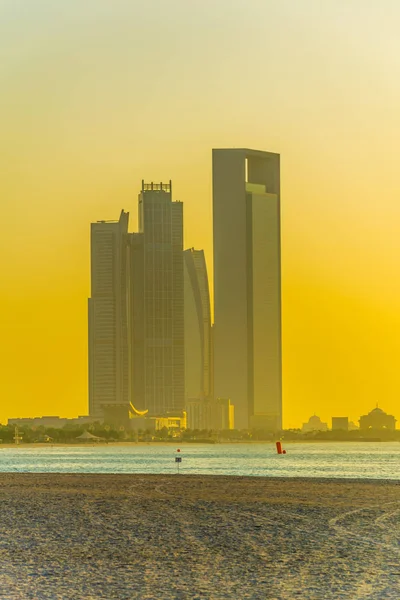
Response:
[[184, 248, 212, 401]]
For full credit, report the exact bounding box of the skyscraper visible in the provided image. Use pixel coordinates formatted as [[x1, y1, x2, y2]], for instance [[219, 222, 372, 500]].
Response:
[[212, 148, 282, 430], [88, 182, 185, 422], [127, 231, 145, 412], [88, 211, 130, 421], [184, 248, 213, 401], [136, 181, 185, 415]]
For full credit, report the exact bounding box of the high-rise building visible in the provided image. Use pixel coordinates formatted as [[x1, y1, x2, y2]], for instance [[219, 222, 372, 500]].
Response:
[[184, 248, 213, 401], [127, 231, 145, 411], [88, 211, 130, 421], [88, 183, 185, 422], [136, 181, 185, 415], [212, 148, 282, 430]]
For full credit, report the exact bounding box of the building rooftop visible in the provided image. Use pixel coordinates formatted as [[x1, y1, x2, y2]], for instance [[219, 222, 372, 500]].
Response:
[[363, 406, 395, 417], [212, 148, 280, 158], [141, 181, 172, 192]]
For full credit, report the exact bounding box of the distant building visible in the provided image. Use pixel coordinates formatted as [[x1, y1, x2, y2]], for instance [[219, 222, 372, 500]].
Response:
[[8, 416, 98, 429], [216, 398, 235, 431], [150, 413, 187, 432], [186, 398, 212, 431], [184, 248, 213, 402], [210, 324, 215, 400], [186, 397, 234, 431], [88, 211, 130, 422], [134, 181, 185, 416], [213, 148, 282, 430], [348, 421, 358, 431], [130, 412, 187, 433], [302, 415, 328, 433], [359, 407, 396, 431], [332, 417, 349, 431], [88, 181, 185, 424]]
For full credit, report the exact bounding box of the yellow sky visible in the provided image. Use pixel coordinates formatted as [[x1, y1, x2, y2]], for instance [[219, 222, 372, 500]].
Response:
[[1, 0, 400, 427]]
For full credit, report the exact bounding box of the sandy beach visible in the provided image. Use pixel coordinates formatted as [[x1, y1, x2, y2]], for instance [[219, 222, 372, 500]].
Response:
[[0, 475, 399, 599]]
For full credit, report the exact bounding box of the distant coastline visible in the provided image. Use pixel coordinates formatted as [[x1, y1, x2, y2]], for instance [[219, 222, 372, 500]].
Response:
[[0, 438, 397, 448]]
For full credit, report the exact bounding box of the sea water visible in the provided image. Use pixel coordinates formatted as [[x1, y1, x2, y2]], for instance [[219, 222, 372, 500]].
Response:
[[0, 442, 399, 479]]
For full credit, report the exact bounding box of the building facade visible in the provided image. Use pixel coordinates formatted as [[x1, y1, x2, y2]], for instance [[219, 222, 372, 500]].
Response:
[[302, 415, 328, 433], [212, 148, 282, 430], [127, 231, 145, 411], [88, 182, 185, 423], [186, 397, 234, 431], [130, 413, 187, 433], [136, 181, 185, 416], [184, 248, 213, 401], [359, 407, 396, 430], [88, 211, 130, 421], [8, 416, 97, 428]]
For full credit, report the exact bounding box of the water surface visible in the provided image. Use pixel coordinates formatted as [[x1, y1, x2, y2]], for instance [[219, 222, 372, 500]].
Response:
[[0, 442, 399, 479]]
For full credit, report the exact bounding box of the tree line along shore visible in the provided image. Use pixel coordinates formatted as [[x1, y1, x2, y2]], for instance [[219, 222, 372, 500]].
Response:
[[1, 424, 399, 444]]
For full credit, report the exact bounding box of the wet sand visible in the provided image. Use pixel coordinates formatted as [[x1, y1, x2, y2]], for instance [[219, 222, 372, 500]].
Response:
[[0, 474, 399, 599]]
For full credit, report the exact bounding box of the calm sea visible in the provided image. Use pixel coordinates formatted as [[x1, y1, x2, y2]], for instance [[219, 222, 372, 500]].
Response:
[[0, 442, 399, 479]]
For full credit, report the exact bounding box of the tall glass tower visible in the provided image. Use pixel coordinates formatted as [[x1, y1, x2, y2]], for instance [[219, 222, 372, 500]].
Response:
[[88, 211, 130, 421], [136, 181, 185, 415], [212, 149, 282, 430]]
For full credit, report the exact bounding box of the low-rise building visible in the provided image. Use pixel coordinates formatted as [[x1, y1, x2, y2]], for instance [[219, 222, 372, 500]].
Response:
[[186, 398, 213, 431], [332, 417, 349, 431], [130, 412, 187, 433], [8, 416, 97, 428], [186, 398, 234, 431], [359, 407, 396, 431], [302, 415, 328, 433], [249, 414, 280, 431]]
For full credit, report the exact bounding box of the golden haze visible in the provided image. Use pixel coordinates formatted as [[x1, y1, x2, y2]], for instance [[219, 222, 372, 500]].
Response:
[[1, 1, 400, 427]]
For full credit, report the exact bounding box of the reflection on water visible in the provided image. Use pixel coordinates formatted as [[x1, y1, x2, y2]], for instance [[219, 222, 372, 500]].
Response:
[[0, 442, 399, 479]]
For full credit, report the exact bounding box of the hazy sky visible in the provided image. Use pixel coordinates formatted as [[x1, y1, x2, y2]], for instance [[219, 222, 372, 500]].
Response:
[[1, 0, 400, 428]]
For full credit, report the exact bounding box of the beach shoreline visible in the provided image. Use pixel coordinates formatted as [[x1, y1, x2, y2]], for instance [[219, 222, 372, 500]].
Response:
[[0, 474, 399, 599], [0, 438, 398, 448]]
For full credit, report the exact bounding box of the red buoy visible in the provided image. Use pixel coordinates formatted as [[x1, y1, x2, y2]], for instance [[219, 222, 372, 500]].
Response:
[[276, 441, 282, 455], [177, 449, 181, 453]]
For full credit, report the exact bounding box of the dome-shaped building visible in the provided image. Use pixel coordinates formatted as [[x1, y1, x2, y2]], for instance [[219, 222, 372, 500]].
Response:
[[302, 415, 328, 433], [359, 407, 396, 431]]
